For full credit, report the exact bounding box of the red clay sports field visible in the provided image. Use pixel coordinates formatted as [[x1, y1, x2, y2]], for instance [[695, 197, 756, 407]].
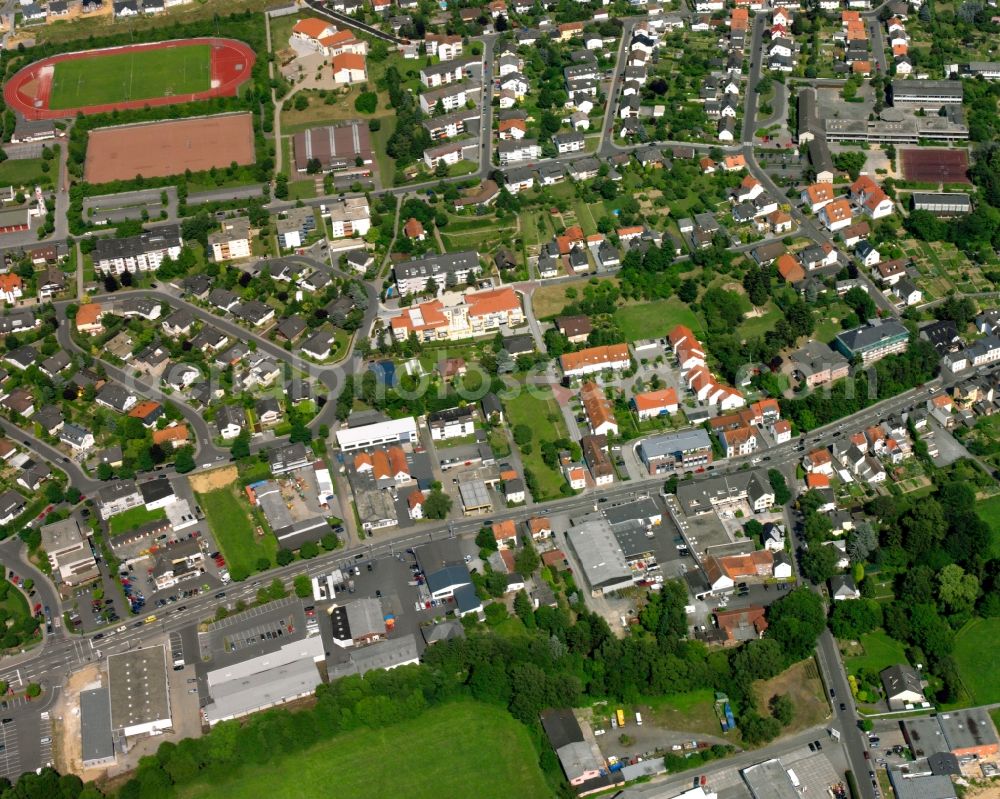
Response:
[[3, 38, 255, 121]]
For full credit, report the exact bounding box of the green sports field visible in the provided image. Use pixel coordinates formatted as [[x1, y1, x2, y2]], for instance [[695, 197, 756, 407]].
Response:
[[47, 45, 211, 110]]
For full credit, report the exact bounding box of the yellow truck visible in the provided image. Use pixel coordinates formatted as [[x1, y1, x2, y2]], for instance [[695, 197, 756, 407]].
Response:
[[616, 709, 626, 727]]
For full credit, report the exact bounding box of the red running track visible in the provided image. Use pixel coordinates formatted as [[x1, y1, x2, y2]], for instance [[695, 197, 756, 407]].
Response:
[[3, 37, 256, 121]]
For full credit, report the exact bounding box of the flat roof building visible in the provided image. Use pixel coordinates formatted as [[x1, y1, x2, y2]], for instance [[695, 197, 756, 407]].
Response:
[[891, 79, 963, 106], [741, 758, 800, 799], [835, 319, 909, 365], [40, 516, 98, 586], [638, 428, 713, 474], [203, 635, 325, 726], [565, 515, 635, 596], [330, 597, 387, 647], [107, 647, 172, 739], [336, 416, 418, 451], [458, 479, 492, 515], [393, 251, 481, 296], [80, 687, 116, 768]]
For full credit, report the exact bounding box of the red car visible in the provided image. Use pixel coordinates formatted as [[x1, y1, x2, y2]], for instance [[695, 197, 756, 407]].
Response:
[[33, 604, 42, 615]]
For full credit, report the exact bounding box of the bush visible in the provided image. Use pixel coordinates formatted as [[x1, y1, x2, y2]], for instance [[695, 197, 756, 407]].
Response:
[[354, 91, 378, 114]]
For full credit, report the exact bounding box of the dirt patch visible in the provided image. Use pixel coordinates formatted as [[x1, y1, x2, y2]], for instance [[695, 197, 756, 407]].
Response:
[[753, 659, 831, 738], [53, 663, 107, 780], [188, 465, 238, 493]]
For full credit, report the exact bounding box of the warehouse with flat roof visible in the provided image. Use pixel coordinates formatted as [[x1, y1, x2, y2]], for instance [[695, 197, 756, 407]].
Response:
[[565, 515, 634, 596], [80, 687, 116, 768], [107, 647, 172, 739], [203, 635, 325, 726]]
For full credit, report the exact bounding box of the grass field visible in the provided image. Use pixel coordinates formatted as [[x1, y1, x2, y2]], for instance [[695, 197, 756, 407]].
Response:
[[0, 158, 49, 188], [179, 701, 550, 799], [975, 494, 1000, 558], [107, 505, 167, 537], [531, 278, 619, 319], [844, 631, 908, 677], [504, 387, 570, 501], [753, 660, 829, 739], [641, 689, 724, 737], [614, 298, 702, 341], [953, 618, 1000, 705], [195, 486, 276, 576], [49, 45, 211, 109]]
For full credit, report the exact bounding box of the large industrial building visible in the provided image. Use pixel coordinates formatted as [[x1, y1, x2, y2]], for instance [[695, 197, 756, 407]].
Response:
[[203, 635, 326, 726], [108, 647, 172, 740], [565, 515, 635, 596]]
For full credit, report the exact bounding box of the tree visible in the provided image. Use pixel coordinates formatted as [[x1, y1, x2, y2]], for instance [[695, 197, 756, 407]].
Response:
[[513, 590, 535, 629], [844, 285, 877, 322], [937, 564, 980, 617], [423, 488, 452, 519], [677, 279, 699, 303], [769, 693, 794, 725], [847, 520, 877, 563], [268, 578, 288, 601], [834, 151, 867, 180], [299, 541, 319, 559], [740, 712, 781, 746], [173, 447, 195, 473], [801, 544, 838, 584], [766, 587, 826, 662], [768, 469, 791, 505], [275, 548, 294, 566], [230, 432, 250, 460], [829, 599, 882, 639], [25, 683, 41, 698], [515, 541, 540, 576], [513, 425, 533, 447], [354, 91, 378, 114], [476, 527, 498, 552], [293, 574, 311, 598]]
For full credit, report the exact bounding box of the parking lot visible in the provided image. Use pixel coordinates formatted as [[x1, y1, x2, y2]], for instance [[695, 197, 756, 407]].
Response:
[[223, 613, 298, 653], [0, 694, 56, 782], [0, 717, 22, 781]]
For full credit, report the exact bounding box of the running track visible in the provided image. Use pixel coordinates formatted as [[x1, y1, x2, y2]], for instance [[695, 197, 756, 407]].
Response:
[[3, 37, 256, 121]]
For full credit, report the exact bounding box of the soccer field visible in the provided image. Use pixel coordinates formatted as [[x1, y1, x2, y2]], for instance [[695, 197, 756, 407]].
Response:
[[48, 45, 211, 109]]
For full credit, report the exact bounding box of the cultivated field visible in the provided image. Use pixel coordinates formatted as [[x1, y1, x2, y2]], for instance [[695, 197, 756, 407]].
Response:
[[179, 701, 550, 799], [84, 113, 255, 183], [49, 44, 211, 109]]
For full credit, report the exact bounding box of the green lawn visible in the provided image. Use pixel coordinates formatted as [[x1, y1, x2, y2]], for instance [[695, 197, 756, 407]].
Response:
[[504, 387, 569, 501], [195, 486, 276, 576], [738, 306, 783, 341], [844, 631, 909, 676], [953, 617, 1000, 705], [975, 494, 1000, 558], [179, 701, 551, 799], [107, 505, 167, 537], [614, 299, 702, 341], [49, 45, 211, 109], [0, 158, 48, 188]]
